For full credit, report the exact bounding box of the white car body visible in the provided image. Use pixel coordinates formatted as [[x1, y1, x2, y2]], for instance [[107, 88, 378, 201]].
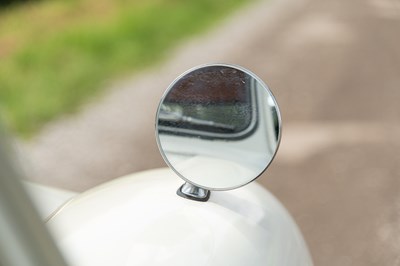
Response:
[[23, 168, 313, 266]]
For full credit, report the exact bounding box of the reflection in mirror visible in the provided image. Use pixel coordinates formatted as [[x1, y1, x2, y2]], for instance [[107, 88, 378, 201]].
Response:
[[156, 64, 281, 191]]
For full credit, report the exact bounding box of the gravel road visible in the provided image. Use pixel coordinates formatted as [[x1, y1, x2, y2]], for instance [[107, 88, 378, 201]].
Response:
[[21, 0, 400, 265]]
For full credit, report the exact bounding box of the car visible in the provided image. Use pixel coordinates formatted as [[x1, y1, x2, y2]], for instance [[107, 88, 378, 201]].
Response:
[[0, 64, 313, 266]]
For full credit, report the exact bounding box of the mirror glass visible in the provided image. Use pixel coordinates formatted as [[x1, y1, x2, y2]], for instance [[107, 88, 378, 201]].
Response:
[[156, 64, 281, 190]]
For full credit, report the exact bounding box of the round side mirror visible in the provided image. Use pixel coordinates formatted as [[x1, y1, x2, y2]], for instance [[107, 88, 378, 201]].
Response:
[[156, 64, 281, 201]]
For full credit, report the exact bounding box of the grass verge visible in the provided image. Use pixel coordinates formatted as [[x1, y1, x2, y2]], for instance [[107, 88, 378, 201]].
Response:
[[0, 0, 251, 137]]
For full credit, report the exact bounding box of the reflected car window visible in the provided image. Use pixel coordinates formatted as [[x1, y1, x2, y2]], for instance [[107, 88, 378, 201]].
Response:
[[158, 66, 256, 138]]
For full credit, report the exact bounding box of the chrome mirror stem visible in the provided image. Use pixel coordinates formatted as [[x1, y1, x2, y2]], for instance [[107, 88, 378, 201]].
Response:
[[177, 182, 210, 202]]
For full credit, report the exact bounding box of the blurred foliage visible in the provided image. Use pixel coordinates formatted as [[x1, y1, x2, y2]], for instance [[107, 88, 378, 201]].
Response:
[[0, 0, 251, 137], [0, 0, 39, 8]]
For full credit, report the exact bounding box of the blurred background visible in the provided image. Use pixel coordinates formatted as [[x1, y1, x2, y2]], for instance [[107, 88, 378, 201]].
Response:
[[1, 0, 400, 265]]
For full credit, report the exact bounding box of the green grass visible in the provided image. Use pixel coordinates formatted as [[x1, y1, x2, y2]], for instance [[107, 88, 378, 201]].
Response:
[[0, 0, 251, 137]]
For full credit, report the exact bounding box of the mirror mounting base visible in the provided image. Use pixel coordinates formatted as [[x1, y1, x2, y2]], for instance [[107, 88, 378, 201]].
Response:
[[177, 182, 210, 202]]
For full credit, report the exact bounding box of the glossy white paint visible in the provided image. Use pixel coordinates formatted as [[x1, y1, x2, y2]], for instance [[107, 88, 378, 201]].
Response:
[[48, 168, 313, 266], [23, 181, 77, 219]]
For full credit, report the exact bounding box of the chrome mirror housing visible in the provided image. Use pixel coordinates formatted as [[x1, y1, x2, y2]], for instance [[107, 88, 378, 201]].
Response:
[[156, 64, 281, 201]]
